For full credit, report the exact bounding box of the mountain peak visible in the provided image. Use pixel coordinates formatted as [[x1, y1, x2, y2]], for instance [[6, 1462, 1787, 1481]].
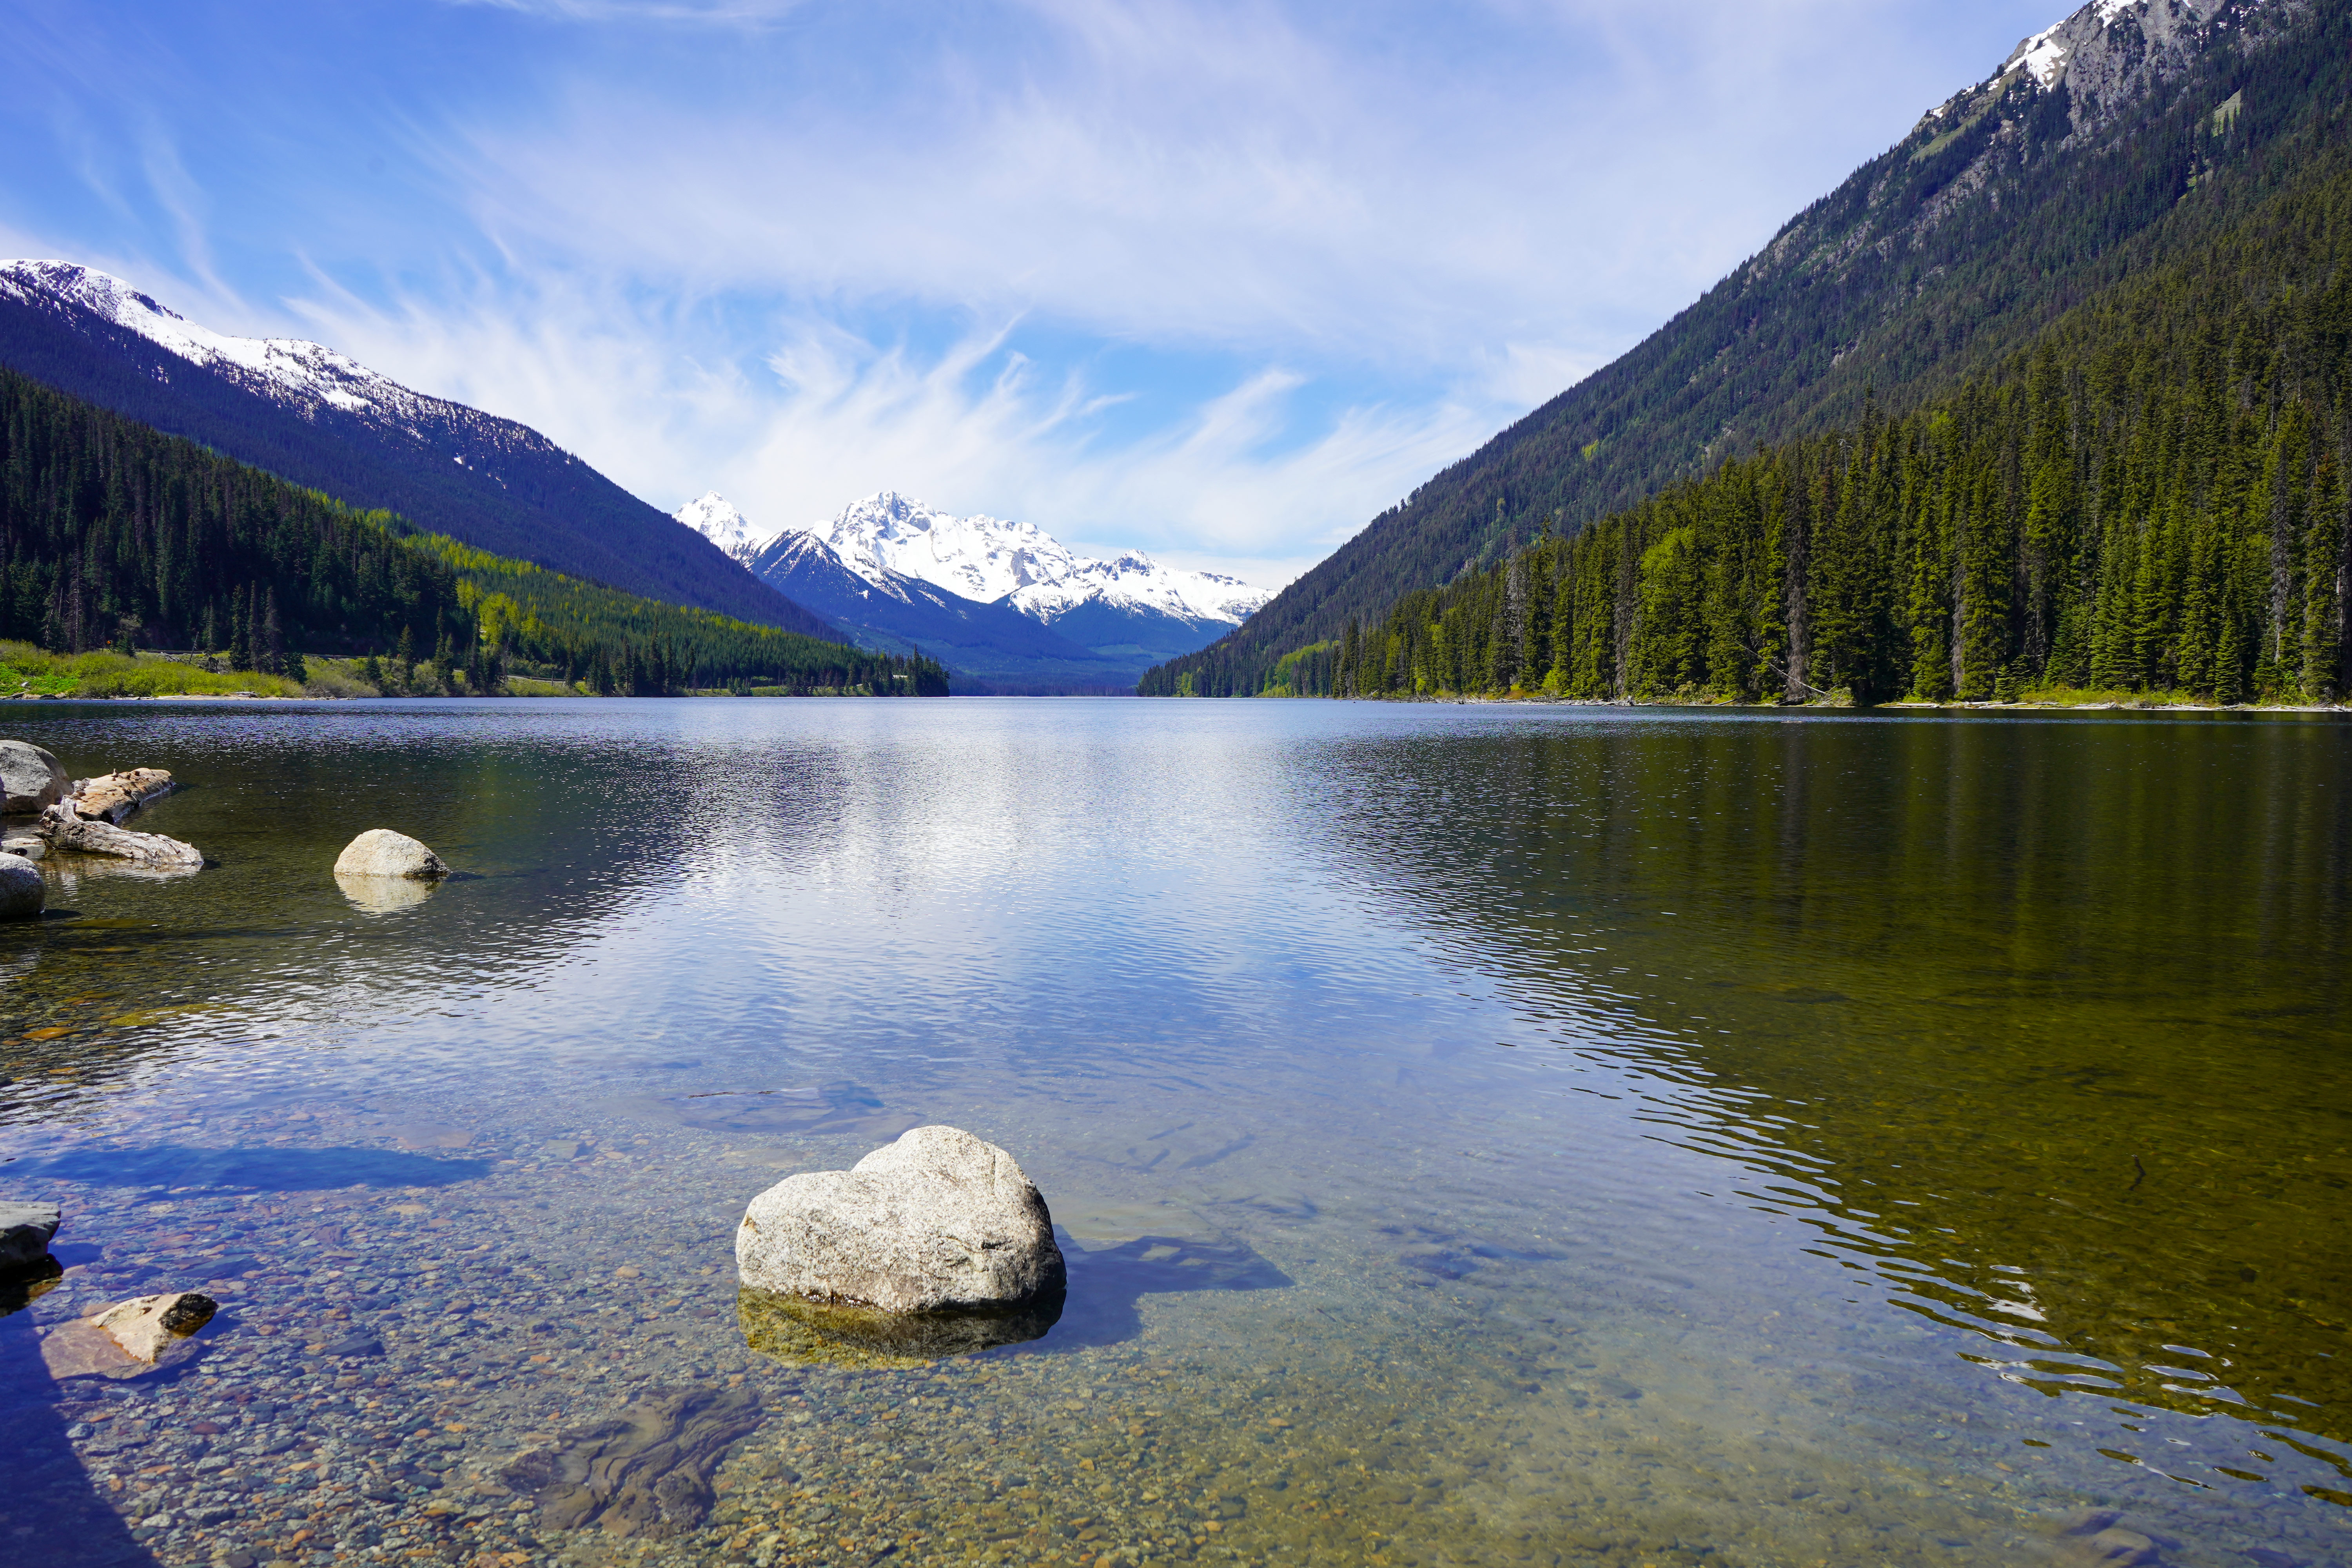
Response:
[[0, 258, 428, 425], [673, 491, 765, 564], [0, 258, 833, 632], [799, 493, 1271, 628], [1988, 0, 2241, 122]]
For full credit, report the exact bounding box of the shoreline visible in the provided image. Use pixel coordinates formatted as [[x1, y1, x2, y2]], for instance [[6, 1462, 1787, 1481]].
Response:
[[1286, 691, 2352, 715]]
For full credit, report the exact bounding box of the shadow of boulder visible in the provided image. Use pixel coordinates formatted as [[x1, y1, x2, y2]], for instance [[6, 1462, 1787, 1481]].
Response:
[[1035, 1231, 1292, 1351]]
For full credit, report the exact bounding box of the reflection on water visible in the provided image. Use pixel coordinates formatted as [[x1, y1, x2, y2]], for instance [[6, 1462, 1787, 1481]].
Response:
[[0, 698, 2341, 1568], [1308, 714, 2352, 1467], [740, 1285, 1066, 1365]]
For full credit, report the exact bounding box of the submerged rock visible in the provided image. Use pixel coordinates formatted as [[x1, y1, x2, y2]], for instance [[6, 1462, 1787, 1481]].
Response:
[[91, 1290, 219, 1361], [38, 799, 203, 869], [738, 1283, 1061, 1366], [0, 1200, 60, 1269], [736, 1124, 1065, 1313], [333, 828, 448, 880], [0, 739, 67, 815], [0, 853, 43, 919], [501, 1385, 760, 1539]]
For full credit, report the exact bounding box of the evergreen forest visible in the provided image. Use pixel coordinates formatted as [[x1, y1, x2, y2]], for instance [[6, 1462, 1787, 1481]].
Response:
[[0, 367, 947, 696], [1147, 0, 2352, 702], [1147, 126, 2352, 705]]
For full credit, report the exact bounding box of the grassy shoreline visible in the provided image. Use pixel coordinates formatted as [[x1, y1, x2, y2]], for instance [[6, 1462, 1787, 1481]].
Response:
[[0, 645, 920, 701]]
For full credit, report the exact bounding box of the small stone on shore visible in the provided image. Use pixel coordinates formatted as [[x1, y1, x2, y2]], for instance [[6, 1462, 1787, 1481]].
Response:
[[0, 1199, 61, 1268]]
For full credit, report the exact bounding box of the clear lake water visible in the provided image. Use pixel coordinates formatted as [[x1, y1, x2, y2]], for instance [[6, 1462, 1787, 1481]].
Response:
[[0, 697, 2344, 1568]]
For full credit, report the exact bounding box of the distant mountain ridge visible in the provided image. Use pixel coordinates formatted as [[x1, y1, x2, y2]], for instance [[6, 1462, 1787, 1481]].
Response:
[[1149, 0, 2323, 695], [0, 261, 835, 638], [675, 489, 1270, 682]]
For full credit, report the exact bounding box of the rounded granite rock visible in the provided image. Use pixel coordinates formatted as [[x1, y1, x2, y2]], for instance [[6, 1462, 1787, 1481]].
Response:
[[0, 852, 45, 919], [333, 829, 448, 880], [0, 739, 67, 815], [736, 1125, 1065, 1314]]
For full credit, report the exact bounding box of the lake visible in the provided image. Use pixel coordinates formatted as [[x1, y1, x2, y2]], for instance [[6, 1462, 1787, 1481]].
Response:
[[0, 697, 2345, 1568]]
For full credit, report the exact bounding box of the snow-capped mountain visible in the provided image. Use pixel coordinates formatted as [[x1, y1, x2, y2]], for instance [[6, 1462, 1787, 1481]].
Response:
[[674, 492, 766, 566], [0, 260, 829, 636], [2, 260, 437, 425], [674, 490, 1269, 683], [1983, 0, 2232, 129], [681, 490, 1269, 637], [802, 492, 1270, 632]]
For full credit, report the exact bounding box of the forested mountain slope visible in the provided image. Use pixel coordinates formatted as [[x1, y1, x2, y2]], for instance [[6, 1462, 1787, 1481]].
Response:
[[0, 367, 945, 695], [0, 263, 837, 639], [1200, 140, 2352, 707], [1150, 0, 2345, 696]]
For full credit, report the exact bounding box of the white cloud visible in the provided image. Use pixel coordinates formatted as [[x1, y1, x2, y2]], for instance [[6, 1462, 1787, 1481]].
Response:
[[4, 0, 2069, 588], [285, 266, 1482, 589]]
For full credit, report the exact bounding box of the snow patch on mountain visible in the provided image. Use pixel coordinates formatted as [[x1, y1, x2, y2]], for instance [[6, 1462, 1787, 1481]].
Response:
[[0, 260, 452, 432], [681, 489, 1272, 630], [673, 492, 764, 565]]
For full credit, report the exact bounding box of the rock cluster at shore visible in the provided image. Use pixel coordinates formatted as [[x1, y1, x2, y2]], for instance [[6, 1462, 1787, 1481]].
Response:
[[0, 745, 203, 876]]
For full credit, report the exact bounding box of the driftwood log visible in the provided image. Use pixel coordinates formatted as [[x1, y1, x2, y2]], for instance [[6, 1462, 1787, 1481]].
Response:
[[66, 769, 176, 824], [38, 799, 201, 870]]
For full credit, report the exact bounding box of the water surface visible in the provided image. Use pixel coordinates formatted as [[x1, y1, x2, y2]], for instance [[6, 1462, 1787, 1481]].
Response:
[[0, 698, 2344, 1568]]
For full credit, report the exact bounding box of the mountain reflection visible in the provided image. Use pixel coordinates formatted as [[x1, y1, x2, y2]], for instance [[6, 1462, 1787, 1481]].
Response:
[[1307, 710, 2352, 1473], [0, 703, 693, 1123]]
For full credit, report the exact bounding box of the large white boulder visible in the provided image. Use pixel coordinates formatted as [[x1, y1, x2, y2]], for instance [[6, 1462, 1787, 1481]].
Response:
[[0, 740, 67, 815], [737, 1125, 1064, 1313], [334, 829, 447, 880]]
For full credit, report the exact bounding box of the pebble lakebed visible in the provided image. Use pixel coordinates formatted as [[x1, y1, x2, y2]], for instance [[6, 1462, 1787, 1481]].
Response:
[[7, 1086, 2330, 1568], [2, 702, 2347, 1568]]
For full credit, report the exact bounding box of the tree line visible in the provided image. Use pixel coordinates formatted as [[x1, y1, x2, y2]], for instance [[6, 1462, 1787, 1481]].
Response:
[[1143, 1, 2352, 699], [0, 365, 946, 696], [1148, 143, 2352, 706]]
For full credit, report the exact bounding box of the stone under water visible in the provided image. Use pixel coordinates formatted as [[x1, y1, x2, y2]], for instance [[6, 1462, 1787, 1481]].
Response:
[[737, 1282, 1062, 1367]]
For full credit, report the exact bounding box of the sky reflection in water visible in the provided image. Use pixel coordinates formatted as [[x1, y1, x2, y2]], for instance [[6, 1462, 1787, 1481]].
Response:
[[0, 698, 2344, 1568]]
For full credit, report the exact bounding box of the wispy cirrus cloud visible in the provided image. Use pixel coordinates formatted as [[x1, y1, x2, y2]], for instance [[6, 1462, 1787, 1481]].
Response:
[[0, 0, 2066, 586]]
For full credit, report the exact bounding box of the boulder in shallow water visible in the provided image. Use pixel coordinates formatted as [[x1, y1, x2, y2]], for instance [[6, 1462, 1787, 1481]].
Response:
[[333, 828, 447, 880], [0, 1200, 60, 1270], [90, 1290, 218, 1361], [0, 740, 67, 815], [0, 854, 42, 919], [736, 1124, 1065, 1313]]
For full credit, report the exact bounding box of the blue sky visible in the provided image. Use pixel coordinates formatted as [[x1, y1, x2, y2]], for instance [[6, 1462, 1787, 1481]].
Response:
[[4, 0, 2063, 587]]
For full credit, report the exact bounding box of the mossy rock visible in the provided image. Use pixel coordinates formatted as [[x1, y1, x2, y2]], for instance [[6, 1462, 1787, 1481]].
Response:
[[736, 1285, 1061, 1370]]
